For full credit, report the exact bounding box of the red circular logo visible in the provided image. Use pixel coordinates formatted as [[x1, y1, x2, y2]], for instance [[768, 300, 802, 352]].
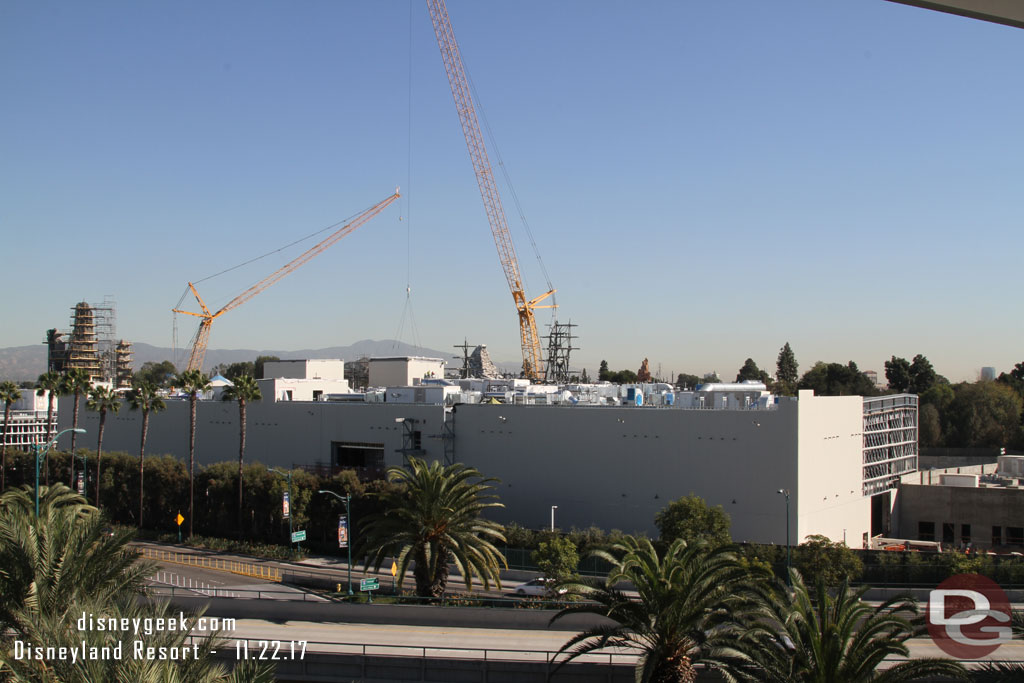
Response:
[[926, 574, 1011, 658]]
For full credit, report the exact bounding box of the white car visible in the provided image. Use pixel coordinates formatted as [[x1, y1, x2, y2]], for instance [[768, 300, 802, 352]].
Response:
[[512, 578, 566, 597]]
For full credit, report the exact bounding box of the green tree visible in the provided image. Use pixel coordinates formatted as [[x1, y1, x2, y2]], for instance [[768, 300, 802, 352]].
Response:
[[128, 381, 166, 529], [793, 534, 863, 586], [655, 494, 731, 547], [736, 358, 771, 385], [35, 370, 63, 483], [798, 361, 876, 397], [735, 570, 967, 682], [531, 535, 579, 592], [776, 342, 798, 392], [218, 360, 256, 381], [0, 483, 273, 682], [551, 536, 767, 683], [909, 354, 937, 394], [920, 403, 943, 447], [86, 385, 121, 507], [608, 369, 639, 384], [676, 373, 701, 389], [177, 369, 211, 538], [0, 484, 151, 631], [254, 355, 280, 380], [598, 360, 610, 382], [0, 381, 22, 492], [61, 368, 92, 471], [947, 381, 1023, 448], [884, 356, 912, 393], [133, 360, 177, 388], [361, 457, 507, 598], [222, 375, 262, 532], [702, 371, 721, 384]]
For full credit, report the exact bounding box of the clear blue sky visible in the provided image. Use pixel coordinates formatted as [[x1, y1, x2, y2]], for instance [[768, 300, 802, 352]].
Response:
[[2, 1, 1022, 383]]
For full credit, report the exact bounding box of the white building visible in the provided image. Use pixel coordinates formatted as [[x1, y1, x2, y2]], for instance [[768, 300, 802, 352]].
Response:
[[56, 371, 916, 545], [368, 356, 446, 388], [258, 359, 351, 401]]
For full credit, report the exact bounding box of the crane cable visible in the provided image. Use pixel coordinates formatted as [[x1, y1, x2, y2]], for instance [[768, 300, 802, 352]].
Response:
[[465, 70, 557, 316]]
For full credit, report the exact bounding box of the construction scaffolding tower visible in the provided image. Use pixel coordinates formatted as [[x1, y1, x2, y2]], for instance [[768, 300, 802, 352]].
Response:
[[543, 320, 579, 384], [115, 340, 134, 389]]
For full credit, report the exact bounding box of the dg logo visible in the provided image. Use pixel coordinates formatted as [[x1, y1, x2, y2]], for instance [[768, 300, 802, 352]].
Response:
[[927, 574, 1012, 658]]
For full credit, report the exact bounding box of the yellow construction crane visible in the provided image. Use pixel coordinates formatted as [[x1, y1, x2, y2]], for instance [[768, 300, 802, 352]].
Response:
[[426, 0, 556, 381], [173, 191, 401, 372]]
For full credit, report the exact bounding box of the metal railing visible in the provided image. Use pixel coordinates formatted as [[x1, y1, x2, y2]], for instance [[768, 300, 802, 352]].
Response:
[[140, 547, 281, 582]]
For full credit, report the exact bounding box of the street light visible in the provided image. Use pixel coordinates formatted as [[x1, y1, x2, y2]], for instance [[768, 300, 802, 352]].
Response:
[[777, 488, 791, 586], [33, 428, 86, 518], [269, 467, 296, 551], [318, 489, 353, 595], [550, 505, 558, 532]]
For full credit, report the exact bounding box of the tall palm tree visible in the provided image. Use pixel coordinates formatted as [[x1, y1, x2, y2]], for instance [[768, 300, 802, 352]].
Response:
[[221, 375, 261, 532], [86, 385, 120, 507], [0, 483, 274, 682], [128, 381, 166, 529], [361, 457, 506, 598], [177, 369, 211, 538], [732, 569, 967, 682], [0, 381, 22, 492], [551, 536, 768, 683], [61, 368, 92, 487], [35, 370, 62, 484]]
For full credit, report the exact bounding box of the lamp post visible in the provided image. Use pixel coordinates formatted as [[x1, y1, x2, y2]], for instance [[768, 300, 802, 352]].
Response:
[[269, 467, 295, 551], [33, 427, 86, 518], [777, 488, 791, 586], [550, 505, 558, 532], [318, 489, 353, 595]]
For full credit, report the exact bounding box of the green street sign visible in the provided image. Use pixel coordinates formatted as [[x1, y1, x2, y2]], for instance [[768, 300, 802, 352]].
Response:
[[291, 530, 306, 543], [360, 578, 379, 591]]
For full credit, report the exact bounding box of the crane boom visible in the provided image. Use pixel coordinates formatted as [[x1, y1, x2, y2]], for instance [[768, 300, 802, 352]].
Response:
[[426, 0, 555, 380], [173, 190, 401, 372]]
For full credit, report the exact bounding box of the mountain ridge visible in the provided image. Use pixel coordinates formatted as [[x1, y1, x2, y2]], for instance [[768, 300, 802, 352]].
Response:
[[0, 339, 515, 381]]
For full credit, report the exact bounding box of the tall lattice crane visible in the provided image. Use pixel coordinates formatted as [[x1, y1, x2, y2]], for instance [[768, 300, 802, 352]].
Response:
[[426, 0, 555, 381], [173, 191, 401, 372]]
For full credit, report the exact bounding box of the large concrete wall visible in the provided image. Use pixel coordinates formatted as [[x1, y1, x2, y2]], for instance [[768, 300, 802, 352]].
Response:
[[58, 393, 873, 545], [796, 391, 871, 547], [58, 398, 445, 469], [895, 483, 1024, 548], [451, 402, 799, 542]]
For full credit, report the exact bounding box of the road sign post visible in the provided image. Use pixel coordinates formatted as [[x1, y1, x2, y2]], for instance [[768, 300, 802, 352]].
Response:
[[291, 529, 306, 543], [360, 577, 379, 603], [176, 512, 184, 543]]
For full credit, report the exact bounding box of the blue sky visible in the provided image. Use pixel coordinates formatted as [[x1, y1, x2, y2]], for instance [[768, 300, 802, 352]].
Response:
[[2, 1, 1021, 383]]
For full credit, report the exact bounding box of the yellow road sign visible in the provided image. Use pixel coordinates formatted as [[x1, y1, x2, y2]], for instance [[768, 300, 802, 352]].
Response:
[[391, 561, 397, 577], [176, 513, 184, 526]]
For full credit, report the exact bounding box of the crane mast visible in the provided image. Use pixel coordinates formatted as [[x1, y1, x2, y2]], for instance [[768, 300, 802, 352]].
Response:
[[426, 0, 555, 380], [173, 191, 401, 372]]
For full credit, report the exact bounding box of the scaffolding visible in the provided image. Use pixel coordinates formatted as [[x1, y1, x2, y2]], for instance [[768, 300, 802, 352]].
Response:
[[45, 297, 124, 384], [543, 320, 579, 384], [115, 340, 134, 389]]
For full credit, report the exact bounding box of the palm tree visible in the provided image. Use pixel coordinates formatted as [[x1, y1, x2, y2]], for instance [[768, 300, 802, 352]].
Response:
[[0, 483, 274, 682], [0, 483, 151, 631], [35, 370, 62, 484], [128, 381, 166, 529], [221, 375, 262, 533], [732, 569, 967, 682], [61, 368, 92, 487], [177, 369, 211, 538], [86, 385, 121, 507], [1, 381, 22, 492], [551, 536, 768, 683], [361, 457, 506, 598]]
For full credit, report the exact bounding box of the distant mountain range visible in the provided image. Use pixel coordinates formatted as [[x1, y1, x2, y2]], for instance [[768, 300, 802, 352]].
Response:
[[0, 339, 513, 381]]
